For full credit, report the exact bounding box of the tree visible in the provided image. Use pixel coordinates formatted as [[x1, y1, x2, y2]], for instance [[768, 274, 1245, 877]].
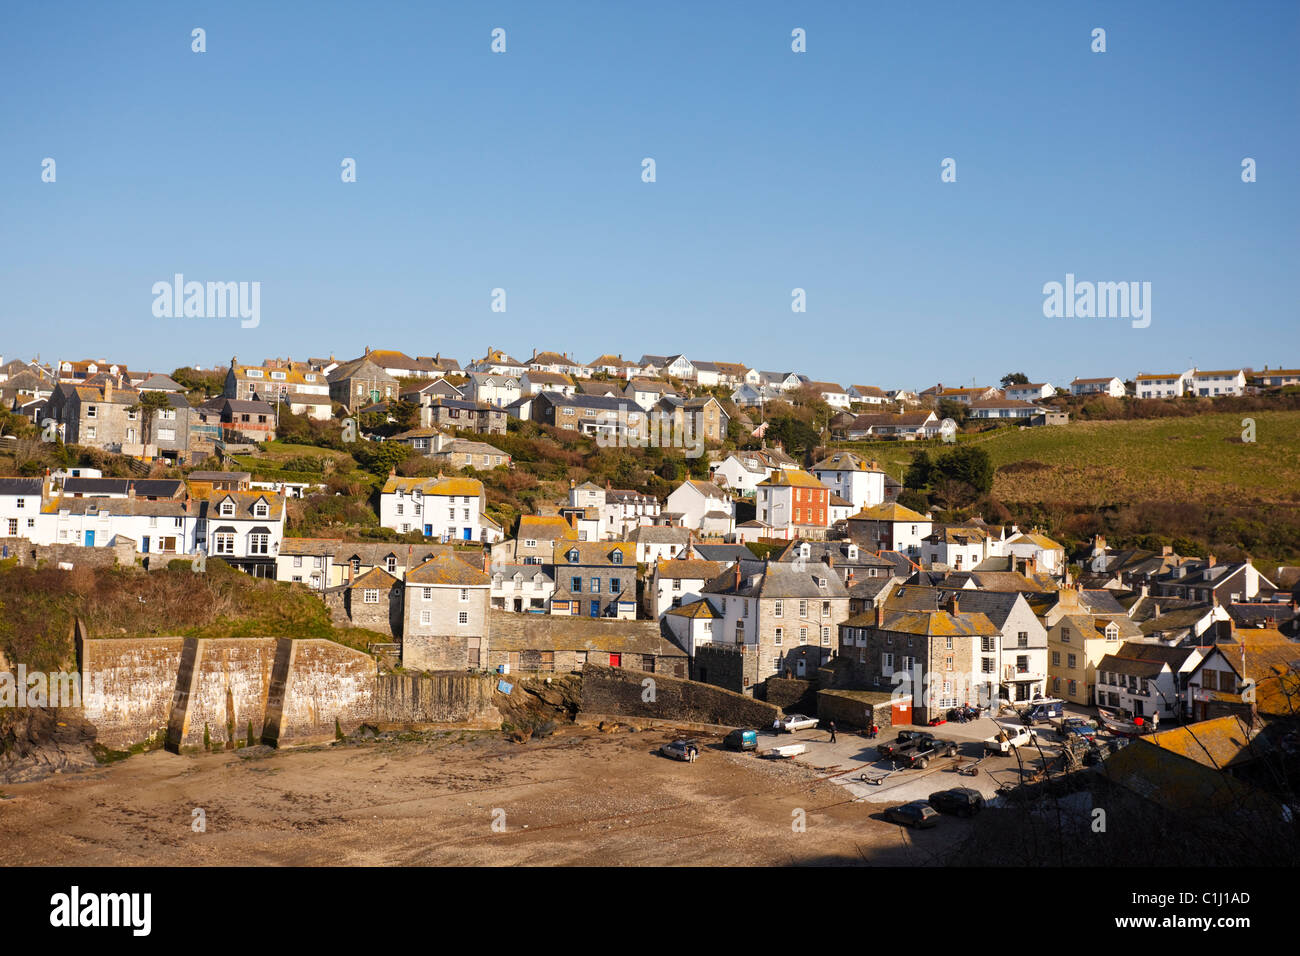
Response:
[[932, 445, 993, 495], [1000, 372, 1030, 389], [904, 450, 933, 489], [936, 397, 968, 426], [128, 391, 173, 447]]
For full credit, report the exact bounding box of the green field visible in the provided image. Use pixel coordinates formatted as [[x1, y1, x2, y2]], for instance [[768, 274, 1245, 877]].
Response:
[[835, 411, 1300, 507]]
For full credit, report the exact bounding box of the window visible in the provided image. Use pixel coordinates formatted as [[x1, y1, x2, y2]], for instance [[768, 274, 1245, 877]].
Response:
[[774, 627, 783, 646], [248, 533, 269, 555], [385, 556, 397, 573], [571, 577, 582, 593], [799, 627, 807, 642], [945, 656, 953, 671], [1061, 627, 1070, 643], [1067, 679, 1077, 697], [798, 600, 808, 618], [214, 533, 235, 554], [396, 503, 404, 515], [220, 501, 234, 517], [611, 551, 624, 565], [459, 588, 469, 602], [524, 539, 537, 548], [945, 636, 953, 650], [1067, 654, 1077, 670], [363, 589, 380, 604], [821, 627, 830, 646], [1016, 655, 1029, 674], [422, 587, 432, 601], [457, 611, 469, 625], [774, 600, 783, 618], [1017, 631, 1029, 648], [821, 600, 830, 617], [610, 578, 621, 593], [883, 652, 893, 669], [293, 555, 303, 568], [86, 405, 96, 418], [1051, 651, 1061, 667], [420, 610, 431, 625]]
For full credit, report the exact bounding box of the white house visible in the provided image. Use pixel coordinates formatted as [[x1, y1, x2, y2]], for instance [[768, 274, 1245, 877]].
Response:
[[0, 476, 45, 541], [805, 382, 851, 409], [380, 474, 503, 543], [1096, 643, 1203, 720], [920, 525, 1005, 572], [467, 372, 521, 408], [628, 525, 693, 564], [1003, 383, 1057, 402], [810, 451, 886, 512], [1005, 531, 1066, 577], [521, 371, 576, 397], [1190, 368, 1247, 397], [490, 564, 555, 612], [624, 378, 678, 411], [1134, 370, 1193, 399], [650, 558, 725, 619], [665, 480, 735, 535], [663, 597, 722, 657], [710, 447, 798, 496], [1069, 377, 1126, 398]]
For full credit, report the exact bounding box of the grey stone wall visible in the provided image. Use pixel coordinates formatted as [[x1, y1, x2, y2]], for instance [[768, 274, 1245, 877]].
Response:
[[579, 662, 779, 728]]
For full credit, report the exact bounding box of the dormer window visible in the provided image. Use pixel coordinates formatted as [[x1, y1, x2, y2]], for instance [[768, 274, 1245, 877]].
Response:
[[567, 548, 580, 563], [611, 551, 624, 565], [272, 371, 286, 380], [253, 500, 269, 518], [220, 500, 235, 517], [385, 556, 396, 572]]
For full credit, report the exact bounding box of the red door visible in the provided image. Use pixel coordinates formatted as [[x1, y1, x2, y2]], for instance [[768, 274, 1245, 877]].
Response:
[[609, 653, 622, 667], [891, 700, 911, 726]]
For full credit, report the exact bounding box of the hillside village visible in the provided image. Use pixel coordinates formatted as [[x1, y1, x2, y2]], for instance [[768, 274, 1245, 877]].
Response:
[[1, 345, 1298, 845]]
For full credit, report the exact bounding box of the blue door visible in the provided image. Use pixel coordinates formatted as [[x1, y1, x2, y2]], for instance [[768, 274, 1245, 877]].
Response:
[[424, 524, 432, 536], [85, 530, 95, 546], [142, 537, 150, 553], [463, 527, 472, 541], [590, 600, 599, 617]]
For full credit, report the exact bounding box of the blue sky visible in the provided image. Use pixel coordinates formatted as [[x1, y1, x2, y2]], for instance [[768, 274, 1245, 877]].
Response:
[[2, 1, 1297, 389]]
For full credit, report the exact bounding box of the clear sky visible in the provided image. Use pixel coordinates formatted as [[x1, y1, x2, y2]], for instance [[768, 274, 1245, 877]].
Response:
[[2, 1, 1297, 389]]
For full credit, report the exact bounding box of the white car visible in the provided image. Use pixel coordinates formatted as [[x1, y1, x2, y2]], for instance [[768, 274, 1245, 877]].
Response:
[[774, 714, 819, 733], [984, 725, 1039, 753]]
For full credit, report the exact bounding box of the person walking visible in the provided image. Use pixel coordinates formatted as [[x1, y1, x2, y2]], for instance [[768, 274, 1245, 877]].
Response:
[[828, 720, 837, 743], [869, 723, 879, 739]]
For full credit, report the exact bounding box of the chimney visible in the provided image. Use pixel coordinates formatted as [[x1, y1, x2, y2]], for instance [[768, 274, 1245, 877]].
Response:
[[1140, 583, 1149, 598], [1154, 603, 1161, 619], [875, 603, 884, 628], [734, 562, 741, 589], [1161, 545, 1173, 556], [365, 346, 370, 355], [1207, 553, 1216, 567], [948, 594, 960, 615], [826, 552, 834, 569], [1093, 534, 1106, 554], [104, 378, 113, 402]]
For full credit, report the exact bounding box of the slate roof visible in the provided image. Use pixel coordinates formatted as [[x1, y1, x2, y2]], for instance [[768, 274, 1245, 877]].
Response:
[[406, 552, 492, 586]]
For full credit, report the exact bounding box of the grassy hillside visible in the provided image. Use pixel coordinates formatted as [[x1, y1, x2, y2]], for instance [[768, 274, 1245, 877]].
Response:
[[0, 559, 386, 672], [837, 411, 1300, 505], [831, 410, 1300, 564]]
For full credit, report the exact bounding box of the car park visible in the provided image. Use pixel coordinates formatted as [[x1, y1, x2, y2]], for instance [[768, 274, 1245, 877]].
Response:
[[928, 787, 985, 817], [660, 739, 700, 762], [773, 714, 819, 733], [883, 801, 940, 828]]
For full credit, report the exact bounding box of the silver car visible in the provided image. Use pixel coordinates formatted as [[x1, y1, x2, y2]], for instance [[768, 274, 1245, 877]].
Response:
[[774, 714, 819, 733]]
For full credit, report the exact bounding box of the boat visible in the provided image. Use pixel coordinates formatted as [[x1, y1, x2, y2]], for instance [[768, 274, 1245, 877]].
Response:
[[1096, 708, 1153, 738]]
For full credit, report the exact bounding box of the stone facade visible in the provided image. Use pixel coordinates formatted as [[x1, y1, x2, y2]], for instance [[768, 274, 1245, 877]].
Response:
[[692, 642, 762, 694]]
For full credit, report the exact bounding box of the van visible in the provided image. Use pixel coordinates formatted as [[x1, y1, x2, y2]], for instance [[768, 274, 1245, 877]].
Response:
[[724, 729, 758, 751], [1023, 698, 1064, 723]]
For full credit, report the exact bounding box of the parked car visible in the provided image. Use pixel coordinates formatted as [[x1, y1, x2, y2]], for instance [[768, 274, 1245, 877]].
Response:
[[774, 714, 819, 733], [892, 737, 960, 769], [724, 729, 758, 751], [660, 739, 700, 762], [1057, 716, 1098, 742], [928, 787, 985, 817], [883, 801, 940, 828], [984, 725, 1038, 753], [876, 730, 925, 761]]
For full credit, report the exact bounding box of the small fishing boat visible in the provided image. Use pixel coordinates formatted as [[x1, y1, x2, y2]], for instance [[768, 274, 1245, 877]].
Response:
[[1097, 708, 1152, 738]]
